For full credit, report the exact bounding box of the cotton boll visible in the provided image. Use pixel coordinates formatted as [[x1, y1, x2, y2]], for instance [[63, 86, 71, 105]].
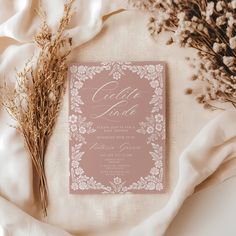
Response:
[[206, 2, 214, 22], [216, 16, 226, 26], [191, 16, 198, 22], [231, 0, 236, 9], [226, 26, 233, 38], [213, 43, 226, 53], [203, 27, 209, 35], [223, 56, 235, 67], [229, 36, 236, 49], [197, 24, 204, 31], [177, 12, 185, 21], [216, 1, 224, 11], [228, 16, 236, 27]]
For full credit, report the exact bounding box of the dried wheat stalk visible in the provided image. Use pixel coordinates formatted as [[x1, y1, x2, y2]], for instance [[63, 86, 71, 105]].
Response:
[[0, 0, 74, 216]]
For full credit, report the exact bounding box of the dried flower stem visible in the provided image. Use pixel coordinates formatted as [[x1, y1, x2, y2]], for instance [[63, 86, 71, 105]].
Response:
[[130, 0, 236, 109], [0, 0, 74, 216]]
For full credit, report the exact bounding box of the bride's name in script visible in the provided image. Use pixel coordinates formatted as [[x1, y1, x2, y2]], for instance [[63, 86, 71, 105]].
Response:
[[90, 81, 142, 121]]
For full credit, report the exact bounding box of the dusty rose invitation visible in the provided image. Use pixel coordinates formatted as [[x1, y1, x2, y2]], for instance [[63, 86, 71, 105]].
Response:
[[69, 62, 166, 194]]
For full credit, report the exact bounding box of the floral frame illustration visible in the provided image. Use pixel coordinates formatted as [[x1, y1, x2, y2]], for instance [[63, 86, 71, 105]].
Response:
[[69, 62, 166, 194]]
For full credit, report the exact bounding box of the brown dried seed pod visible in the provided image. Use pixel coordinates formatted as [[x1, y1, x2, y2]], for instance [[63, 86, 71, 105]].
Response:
[[184, 88, 193, 95]]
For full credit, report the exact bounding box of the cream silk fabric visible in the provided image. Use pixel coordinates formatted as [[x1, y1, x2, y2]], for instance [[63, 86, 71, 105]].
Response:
[[0, 1, 236, 236]]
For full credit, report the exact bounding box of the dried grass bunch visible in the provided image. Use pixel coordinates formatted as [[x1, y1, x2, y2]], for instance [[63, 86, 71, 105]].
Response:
[[130, 0, 236, 109], [0, 0, 74, 216]]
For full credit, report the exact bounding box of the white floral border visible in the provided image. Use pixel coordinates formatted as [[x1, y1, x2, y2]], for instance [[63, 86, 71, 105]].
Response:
[[69, 62, 165, 193]]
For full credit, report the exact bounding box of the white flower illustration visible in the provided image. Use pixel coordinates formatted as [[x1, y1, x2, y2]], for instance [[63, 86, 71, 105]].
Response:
[[77, 65, 87, 74], [79, 182, 87, 190], [70, 124, 77, 132], [155, 124, 162, 131], [156, 87, 162, 95], [113, 177, 122, 185], [137, 114, 164, 143], [71, 88, 78, 96], [75, 167, 84, 175], [155, 160, 163, 168], [146, 182, 155, 190], [69, 115, 96, 142], [70, 65, 78, 74], [79, 126, 86, 134], [147, 126, 154, 134], [113, 72, 121, 80], [150, 167, 159, 175], [146, 65, 156, 73], [156, 183, 163, 191], [156, 64, 164, 72], [150, 80, 159, 88], [69, 114, 78, 123], [71, 160, 79, 168], [71, 183, 79, 191], [155, 114, 163, 123], [74, 81, 83, 89]]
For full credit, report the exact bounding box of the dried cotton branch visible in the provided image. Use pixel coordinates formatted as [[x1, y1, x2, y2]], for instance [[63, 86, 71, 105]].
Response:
[[0, 0, 74, 216], [130, 0, 236, 109]]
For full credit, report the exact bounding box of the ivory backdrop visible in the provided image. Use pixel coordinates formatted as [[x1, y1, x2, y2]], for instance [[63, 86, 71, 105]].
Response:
[[0, 1, 236, 236]]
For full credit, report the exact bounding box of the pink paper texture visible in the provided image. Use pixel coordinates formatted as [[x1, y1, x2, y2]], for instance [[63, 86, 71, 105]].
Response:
[[69, 62, 166, 194]]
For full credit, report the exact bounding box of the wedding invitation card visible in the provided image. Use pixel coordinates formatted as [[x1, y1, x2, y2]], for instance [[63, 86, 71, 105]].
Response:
[[69, 62, 166, 194]]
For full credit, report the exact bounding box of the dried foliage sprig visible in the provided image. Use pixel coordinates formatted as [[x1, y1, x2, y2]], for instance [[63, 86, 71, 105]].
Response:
[[0, 0, 74, 216], [130, 0, 236, 109]]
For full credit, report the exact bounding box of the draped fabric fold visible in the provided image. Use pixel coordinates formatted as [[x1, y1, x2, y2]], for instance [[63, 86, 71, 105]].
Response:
[[129, 109, 236, 236], [0, 1, 235, 236]]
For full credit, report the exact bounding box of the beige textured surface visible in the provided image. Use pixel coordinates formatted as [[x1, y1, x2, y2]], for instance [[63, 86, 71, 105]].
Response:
[[166, 176, 236, 236], [0, 1, 236, 236]]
